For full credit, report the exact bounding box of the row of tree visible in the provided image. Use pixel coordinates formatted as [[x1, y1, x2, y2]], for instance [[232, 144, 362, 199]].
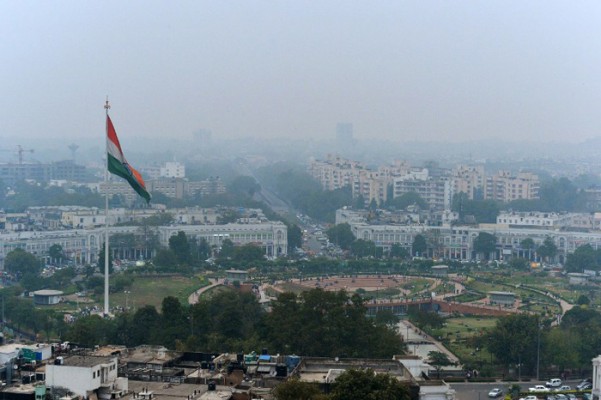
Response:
[[64, 288, 404, 358]]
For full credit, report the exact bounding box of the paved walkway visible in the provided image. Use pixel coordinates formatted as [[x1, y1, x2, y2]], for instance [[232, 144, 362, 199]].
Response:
[[398, 319, 461, 368], [188, 278, 223, 305]]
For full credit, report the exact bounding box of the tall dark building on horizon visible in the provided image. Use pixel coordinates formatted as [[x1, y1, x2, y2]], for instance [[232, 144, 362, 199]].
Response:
[[336, 122, 354, 143]]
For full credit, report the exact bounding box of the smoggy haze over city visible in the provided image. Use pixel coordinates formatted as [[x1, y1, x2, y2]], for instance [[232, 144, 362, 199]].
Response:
[[2, 1, 601, 150]]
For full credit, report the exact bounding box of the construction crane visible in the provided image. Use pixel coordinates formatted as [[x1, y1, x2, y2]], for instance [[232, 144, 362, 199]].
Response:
[[16, 145, 34, 164]]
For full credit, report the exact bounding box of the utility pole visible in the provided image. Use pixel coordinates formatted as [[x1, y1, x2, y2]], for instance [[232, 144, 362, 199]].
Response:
[[536, 319, 541, 381]]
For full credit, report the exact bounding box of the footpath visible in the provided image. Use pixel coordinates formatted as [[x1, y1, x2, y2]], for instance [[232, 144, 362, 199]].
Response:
[[188, 278, 223, 305]]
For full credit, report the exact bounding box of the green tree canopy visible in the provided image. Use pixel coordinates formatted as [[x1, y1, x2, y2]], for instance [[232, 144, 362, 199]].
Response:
[[273, 378, 322, 400], [227, 175, 261, 197], [169, 231, 190, 264], [350, 239, 376, 258], [488, 314, 540, 374], [287, 223, 303, 253], [565, 244, 599, 272], [389, 243, 409, 259], [427, 351, 455, 378], [234, 243, 265, 262], [5, 248, 42, 276], [411, 234, 427, 257], [538, 236, 557, 262], [473, 232, 497, 259], [326, 223, 355, 250], [329, 369, 410, 400], [387, 191, 428, 210], [48, 244, 64, 265], [264, 289, 404, 358]]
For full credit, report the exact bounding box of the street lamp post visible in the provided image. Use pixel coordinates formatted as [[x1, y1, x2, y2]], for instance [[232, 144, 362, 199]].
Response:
[[536, 320, 542, 381]]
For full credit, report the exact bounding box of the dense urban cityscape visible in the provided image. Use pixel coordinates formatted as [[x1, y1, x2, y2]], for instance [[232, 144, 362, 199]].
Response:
[[4, 2, 601, 400]]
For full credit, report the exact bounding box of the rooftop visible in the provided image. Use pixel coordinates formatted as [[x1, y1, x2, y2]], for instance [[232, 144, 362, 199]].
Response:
[[60, 355, 114, 368]]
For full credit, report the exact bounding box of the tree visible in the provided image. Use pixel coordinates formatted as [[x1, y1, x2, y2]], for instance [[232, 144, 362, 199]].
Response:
[[264, 289, 404, 358], [389, 243, 409, 259], [576, 295, 591, 306], [287, 224, 303, 253], [538, 236, 557, 263], [154, 249, 178, 269], [473, 232, 497, 260], [169, 231, 190, 264], [387, 191, 428, 210], [451, 193, 500, 223], [329, 368, 410, 400], [351, 239, 376, 258], [273, 378, 322, 400], [131, 305, 161, 345], [508, 258, 530, 270], [48, 244, 64, 265], [412, 234, 427, 257], [326, 223, 355, 250], [565, 244, 597, 273], [234, 244, 264, 262], [520, 238, 536, 261], [228, 175, 261, 197], [5, 248, 42, 276], [219, 239, 235, 259], [427, 351, 455, 378], [375, 310, 400, 329], [488, 314, 540, 374]]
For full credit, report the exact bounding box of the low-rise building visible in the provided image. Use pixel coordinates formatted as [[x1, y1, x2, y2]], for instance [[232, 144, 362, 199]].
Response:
[[45, 355, 125, 399], [33, 290, 63, 305], [488, 291, 516, 307]]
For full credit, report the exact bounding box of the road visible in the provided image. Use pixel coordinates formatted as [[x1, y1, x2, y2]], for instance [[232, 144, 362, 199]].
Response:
[[450, 380, 584, 400]]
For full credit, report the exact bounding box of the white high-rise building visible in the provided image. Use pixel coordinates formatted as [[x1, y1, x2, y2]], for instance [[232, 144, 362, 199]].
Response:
[[160, 161, 185, 178]]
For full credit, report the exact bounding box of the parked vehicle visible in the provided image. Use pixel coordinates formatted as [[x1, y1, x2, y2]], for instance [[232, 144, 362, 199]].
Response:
[[576, 380, 592, 391], [554, 386, 571, 392], [530, 385, 550, 393], [546, 378, 562, 388], [519, 396, 538, 400], [488, 388, 503, 398]]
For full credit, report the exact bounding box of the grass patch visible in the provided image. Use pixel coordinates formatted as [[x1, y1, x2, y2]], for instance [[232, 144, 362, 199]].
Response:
[[101, 274, 208, 309], [199, 284, 234, 301]]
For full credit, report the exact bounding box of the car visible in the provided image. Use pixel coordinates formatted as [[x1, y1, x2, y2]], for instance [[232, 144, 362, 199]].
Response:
[[488, 388, 503, 398], [565, 395, 576, 400], [554, 394, 568, 400], [519, 396, 538, 400], [577, 381, 592, 391], [546, 379, 562, 388], [530, 385, 550, 393], [554, 386, 571, 392]]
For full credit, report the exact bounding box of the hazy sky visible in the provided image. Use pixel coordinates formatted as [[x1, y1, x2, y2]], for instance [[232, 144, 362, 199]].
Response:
[[2, 1, 601, 145]]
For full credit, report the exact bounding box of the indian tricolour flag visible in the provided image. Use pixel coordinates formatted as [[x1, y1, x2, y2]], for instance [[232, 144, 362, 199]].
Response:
[[106, 115, 151, 203]]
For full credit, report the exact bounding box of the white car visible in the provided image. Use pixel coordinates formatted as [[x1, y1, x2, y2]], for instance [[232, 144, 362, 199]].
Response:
[[555, 385, 571, 392], [519, 396, 538, 400], [529, 385, 550, 393], [488, 388, 503, 398], [546, 378, 562, 388]]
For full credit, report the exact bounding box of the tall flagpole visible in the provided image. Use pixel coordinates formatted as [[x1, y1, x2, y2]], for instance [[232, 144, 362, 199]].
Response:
[[104, 98, 111, 316]]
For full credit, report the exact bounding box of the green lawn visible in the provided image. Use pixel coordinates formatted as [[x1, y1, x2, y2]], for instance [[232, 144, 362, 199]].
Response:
[[102, 274, 208, 309], [435, 316, 499, 369]]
